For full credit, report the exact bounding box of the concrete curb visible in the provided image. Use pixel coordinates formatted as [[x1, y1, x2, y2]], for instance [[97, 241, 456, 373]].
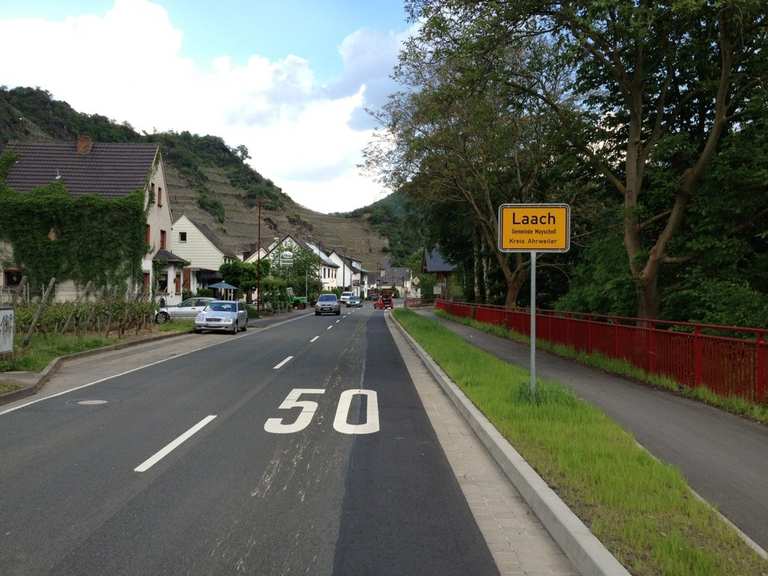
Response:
[[389, 313, 630, 576], [0, 329, 193, 406]]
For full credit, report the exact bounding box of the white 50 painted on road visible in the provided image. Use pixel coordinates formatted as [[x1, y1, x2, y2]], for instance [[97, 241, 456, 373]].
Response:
[[264, 388, 380, 435]]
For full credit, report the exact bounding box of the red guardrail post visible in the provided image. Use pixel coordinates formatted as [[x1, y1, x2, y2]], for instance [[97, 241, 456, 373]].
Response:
[[694, 326, 703, 387], [756, 334, 766, 403]]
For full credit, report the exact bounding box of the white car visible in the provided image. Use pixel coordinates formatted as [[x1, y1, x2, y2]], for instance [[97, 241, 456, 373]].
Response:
[[156, 297, 215, 323], [195, 300, 248, 334], [339, 291, 354, 305]]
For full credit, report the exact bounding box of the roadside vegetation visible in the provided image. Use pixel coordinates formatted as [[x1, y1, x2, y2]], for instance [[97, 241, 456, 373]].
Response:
[[0, 333, 115, 373], [434, 309, 768, 426], [395, 308, 767, 576]]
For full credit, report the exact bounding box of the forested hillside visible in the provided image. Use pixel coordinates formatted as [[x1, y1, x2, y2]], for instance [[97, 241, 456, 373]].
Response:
[[362, 0, 768, 325], [0, 87, 390, 270]]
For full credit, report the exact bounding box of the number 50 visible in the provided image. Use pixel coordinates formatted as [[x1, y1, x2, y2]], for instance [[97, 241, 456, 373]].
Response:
[[264, 388, 380, 435]]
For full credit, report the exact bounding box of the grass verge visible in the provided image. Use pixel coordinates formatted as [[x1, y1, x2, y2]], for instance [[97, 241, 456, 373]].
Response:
[[0, 333, 116, 372], [434, 309, 768, 425], [157, 320, 195, 333], [0, 321, 194, 373], [395, 308, 767, 576], [0, 380, 22, 395]]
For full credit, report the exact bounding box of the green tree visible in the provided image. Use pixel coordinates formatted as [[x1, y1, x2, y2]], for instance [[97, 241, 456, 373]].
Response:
[[407, 0, 768, 318], [219, 260, 258, 302]]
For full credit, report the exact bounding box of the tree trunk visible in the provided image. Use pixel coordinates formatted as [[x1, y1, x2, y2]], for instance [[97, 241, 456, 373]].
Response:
[[637, 274, 660, 320], [473, 230, 481, 302]]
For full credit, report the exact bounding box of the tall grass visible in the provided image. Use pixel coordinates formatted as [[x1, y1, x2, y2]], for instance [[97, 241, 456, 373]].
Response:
[[395, 308, 767, 576]]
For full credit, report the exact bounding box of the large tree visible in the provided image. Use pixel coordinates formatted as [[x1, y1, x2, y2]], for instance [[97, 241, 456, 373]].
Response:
[[366, 34, 571, 307], [408, 0, 768, 318]]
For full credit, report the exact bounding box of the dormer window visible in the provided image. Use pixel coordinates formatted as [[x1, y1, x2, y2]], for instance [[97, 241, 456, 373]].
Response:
[[158, 186, 163, 207], [150, 183, 156, 205]]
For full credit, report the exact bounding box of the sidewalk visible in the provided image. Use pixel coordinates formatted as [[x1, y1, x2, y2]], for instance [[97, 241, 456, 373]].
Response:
[[417, 309, 768, 553]]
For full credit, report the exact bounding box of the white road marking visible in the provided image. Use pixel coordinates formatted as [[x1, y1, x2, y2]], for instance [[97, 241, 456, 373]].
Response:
[[310, 336, 319, 343], [264, 388, 325, 434], [333, 389, 380, 435], [273, 356, 294, 370], [335, 319, 340, 324], [134, 415, 216, 473], [0, 312, 313, 417], [327, 325, 333, 331]]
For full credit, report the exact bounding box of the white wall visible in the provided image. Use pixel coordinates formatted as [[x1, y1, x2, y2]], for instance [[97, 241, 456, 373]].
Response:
[[170, 215, 227, 272], [142, 155, 174, 276]]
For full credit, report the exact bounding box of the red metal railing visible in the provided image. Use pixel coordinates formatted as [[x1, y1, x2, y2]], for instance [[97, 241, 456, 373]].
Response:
[[435, 299, 768, 404]]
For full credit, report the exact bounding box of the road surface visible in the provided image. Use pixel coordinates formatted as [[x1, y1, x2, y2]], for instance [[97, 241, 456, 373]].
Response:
[[0, 307, 502, 575]]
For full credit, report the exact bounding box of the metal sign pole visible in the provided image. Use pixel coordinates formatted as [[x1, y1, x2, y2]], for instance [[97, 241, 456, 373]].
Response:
[[530, 251, 537, 397]]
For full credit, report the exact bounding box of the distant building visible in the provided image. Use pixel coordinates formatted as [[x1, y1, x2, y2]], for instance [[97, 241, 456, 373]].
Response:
[[423, 247, 456, 298], [0, 136, 187, 304]]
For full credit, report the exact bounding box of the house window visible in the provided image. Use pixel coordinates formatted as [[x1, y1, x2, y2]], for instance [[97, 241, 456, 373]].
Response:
[[145, 224, 150, 245], [150, 183, 155, 205], [160, 230, 167, 250], [158, 187, 163, 207], [179, 231, 187, 243]]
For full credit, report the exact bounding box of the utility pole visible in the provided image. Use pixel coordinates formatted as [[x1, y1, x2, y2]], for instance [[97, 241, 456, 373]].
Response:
[[256, 199, 262, 314]]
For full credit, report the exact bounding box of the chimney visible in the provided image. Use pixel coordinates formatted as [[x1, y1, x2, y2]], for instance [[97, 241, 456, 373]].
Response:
[[76, 134, 93, 155]]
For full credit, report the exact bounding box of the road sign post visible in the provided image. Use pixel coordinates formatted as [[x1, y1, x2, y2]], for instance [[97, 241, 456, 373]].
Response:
[[498, 204, 570, 397]]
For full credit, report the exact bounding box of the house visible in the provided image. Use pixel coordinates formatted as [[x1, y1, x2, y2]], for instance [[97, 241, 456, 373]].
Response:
[[171, 215, 238, 294], [326, 251, 368, 297], [0, 136, 187, 304], [423, 247, 456, 297], [304, 241, 340, 291], [378, 266, 414, 297], [256, 235, 339, 292]]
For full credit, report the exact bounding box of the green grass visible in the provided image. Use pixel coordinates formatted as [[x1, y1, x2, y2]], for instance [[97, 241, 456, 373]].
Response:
[[156, 319, 195, 333], [395, 308, 768, 576], [0, 333, 116, 372], [0, 380, 22, 395], [434, 309, 768, 425]]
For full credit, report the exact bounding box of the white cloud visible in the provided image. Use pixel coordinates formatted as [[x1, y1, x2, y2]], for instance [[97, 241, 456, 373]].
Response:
[[0, 0, 407, 212]]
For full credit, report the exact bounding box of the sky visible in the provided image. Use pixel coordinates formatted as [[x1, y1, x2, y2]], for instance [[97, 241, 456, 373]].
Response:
[[0, 0, 412, 213]]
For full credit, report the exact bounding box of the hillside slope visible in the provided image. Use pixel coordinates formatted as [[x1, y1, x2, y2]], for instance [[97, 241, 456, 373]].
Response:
[[0, 87, 390, 271]]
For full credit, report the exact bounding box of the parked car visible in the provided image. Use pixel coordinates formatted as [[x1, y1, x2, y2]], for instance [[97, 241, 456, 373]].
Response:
[[347, 295, 362, 308], [339, 291, 354, 305], [156, 297, 215, 323], [194, 300, 248, 334], [315, 293, 341, 316]]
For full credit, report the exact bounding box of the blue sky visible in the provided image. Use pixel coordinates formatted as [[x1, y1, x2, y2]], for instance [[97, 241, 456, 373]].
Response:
[[0, 0, 411, 212]]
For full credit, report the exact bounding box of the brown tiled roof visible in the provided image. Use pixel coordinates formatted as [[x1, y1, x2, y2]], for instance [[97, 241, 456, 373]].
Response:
[[1, 141, 158, 198]]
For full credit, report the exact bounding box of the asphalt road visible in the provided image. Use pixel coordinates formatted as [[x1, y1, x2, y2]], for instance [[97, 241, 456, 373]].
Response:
[[0, 307, 498, 576], [422, 310, 768, 553]]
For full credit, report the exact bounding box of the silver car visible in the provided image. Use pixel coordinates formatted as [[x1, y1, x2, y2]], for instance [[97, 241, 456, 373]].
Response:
[[194, 300, 248, 334], [156, 297, 215, 323], [315, 293, 341, 316]]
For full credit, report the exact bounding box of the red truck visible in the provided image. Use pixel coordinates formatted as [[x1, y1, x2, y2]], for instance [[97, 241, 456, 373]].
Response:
[[374, 286, 394, 310]]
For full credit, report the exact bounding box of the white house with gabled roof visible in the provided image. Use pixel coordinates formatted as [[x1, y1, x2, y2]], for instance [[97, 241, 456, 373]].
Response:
[[171, 215, 237, 295]]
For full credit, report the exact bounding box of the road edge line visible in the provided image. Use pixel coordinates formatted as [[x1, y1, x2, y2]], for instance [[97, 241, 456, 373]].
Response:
[[387, 313, 630, 576]]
